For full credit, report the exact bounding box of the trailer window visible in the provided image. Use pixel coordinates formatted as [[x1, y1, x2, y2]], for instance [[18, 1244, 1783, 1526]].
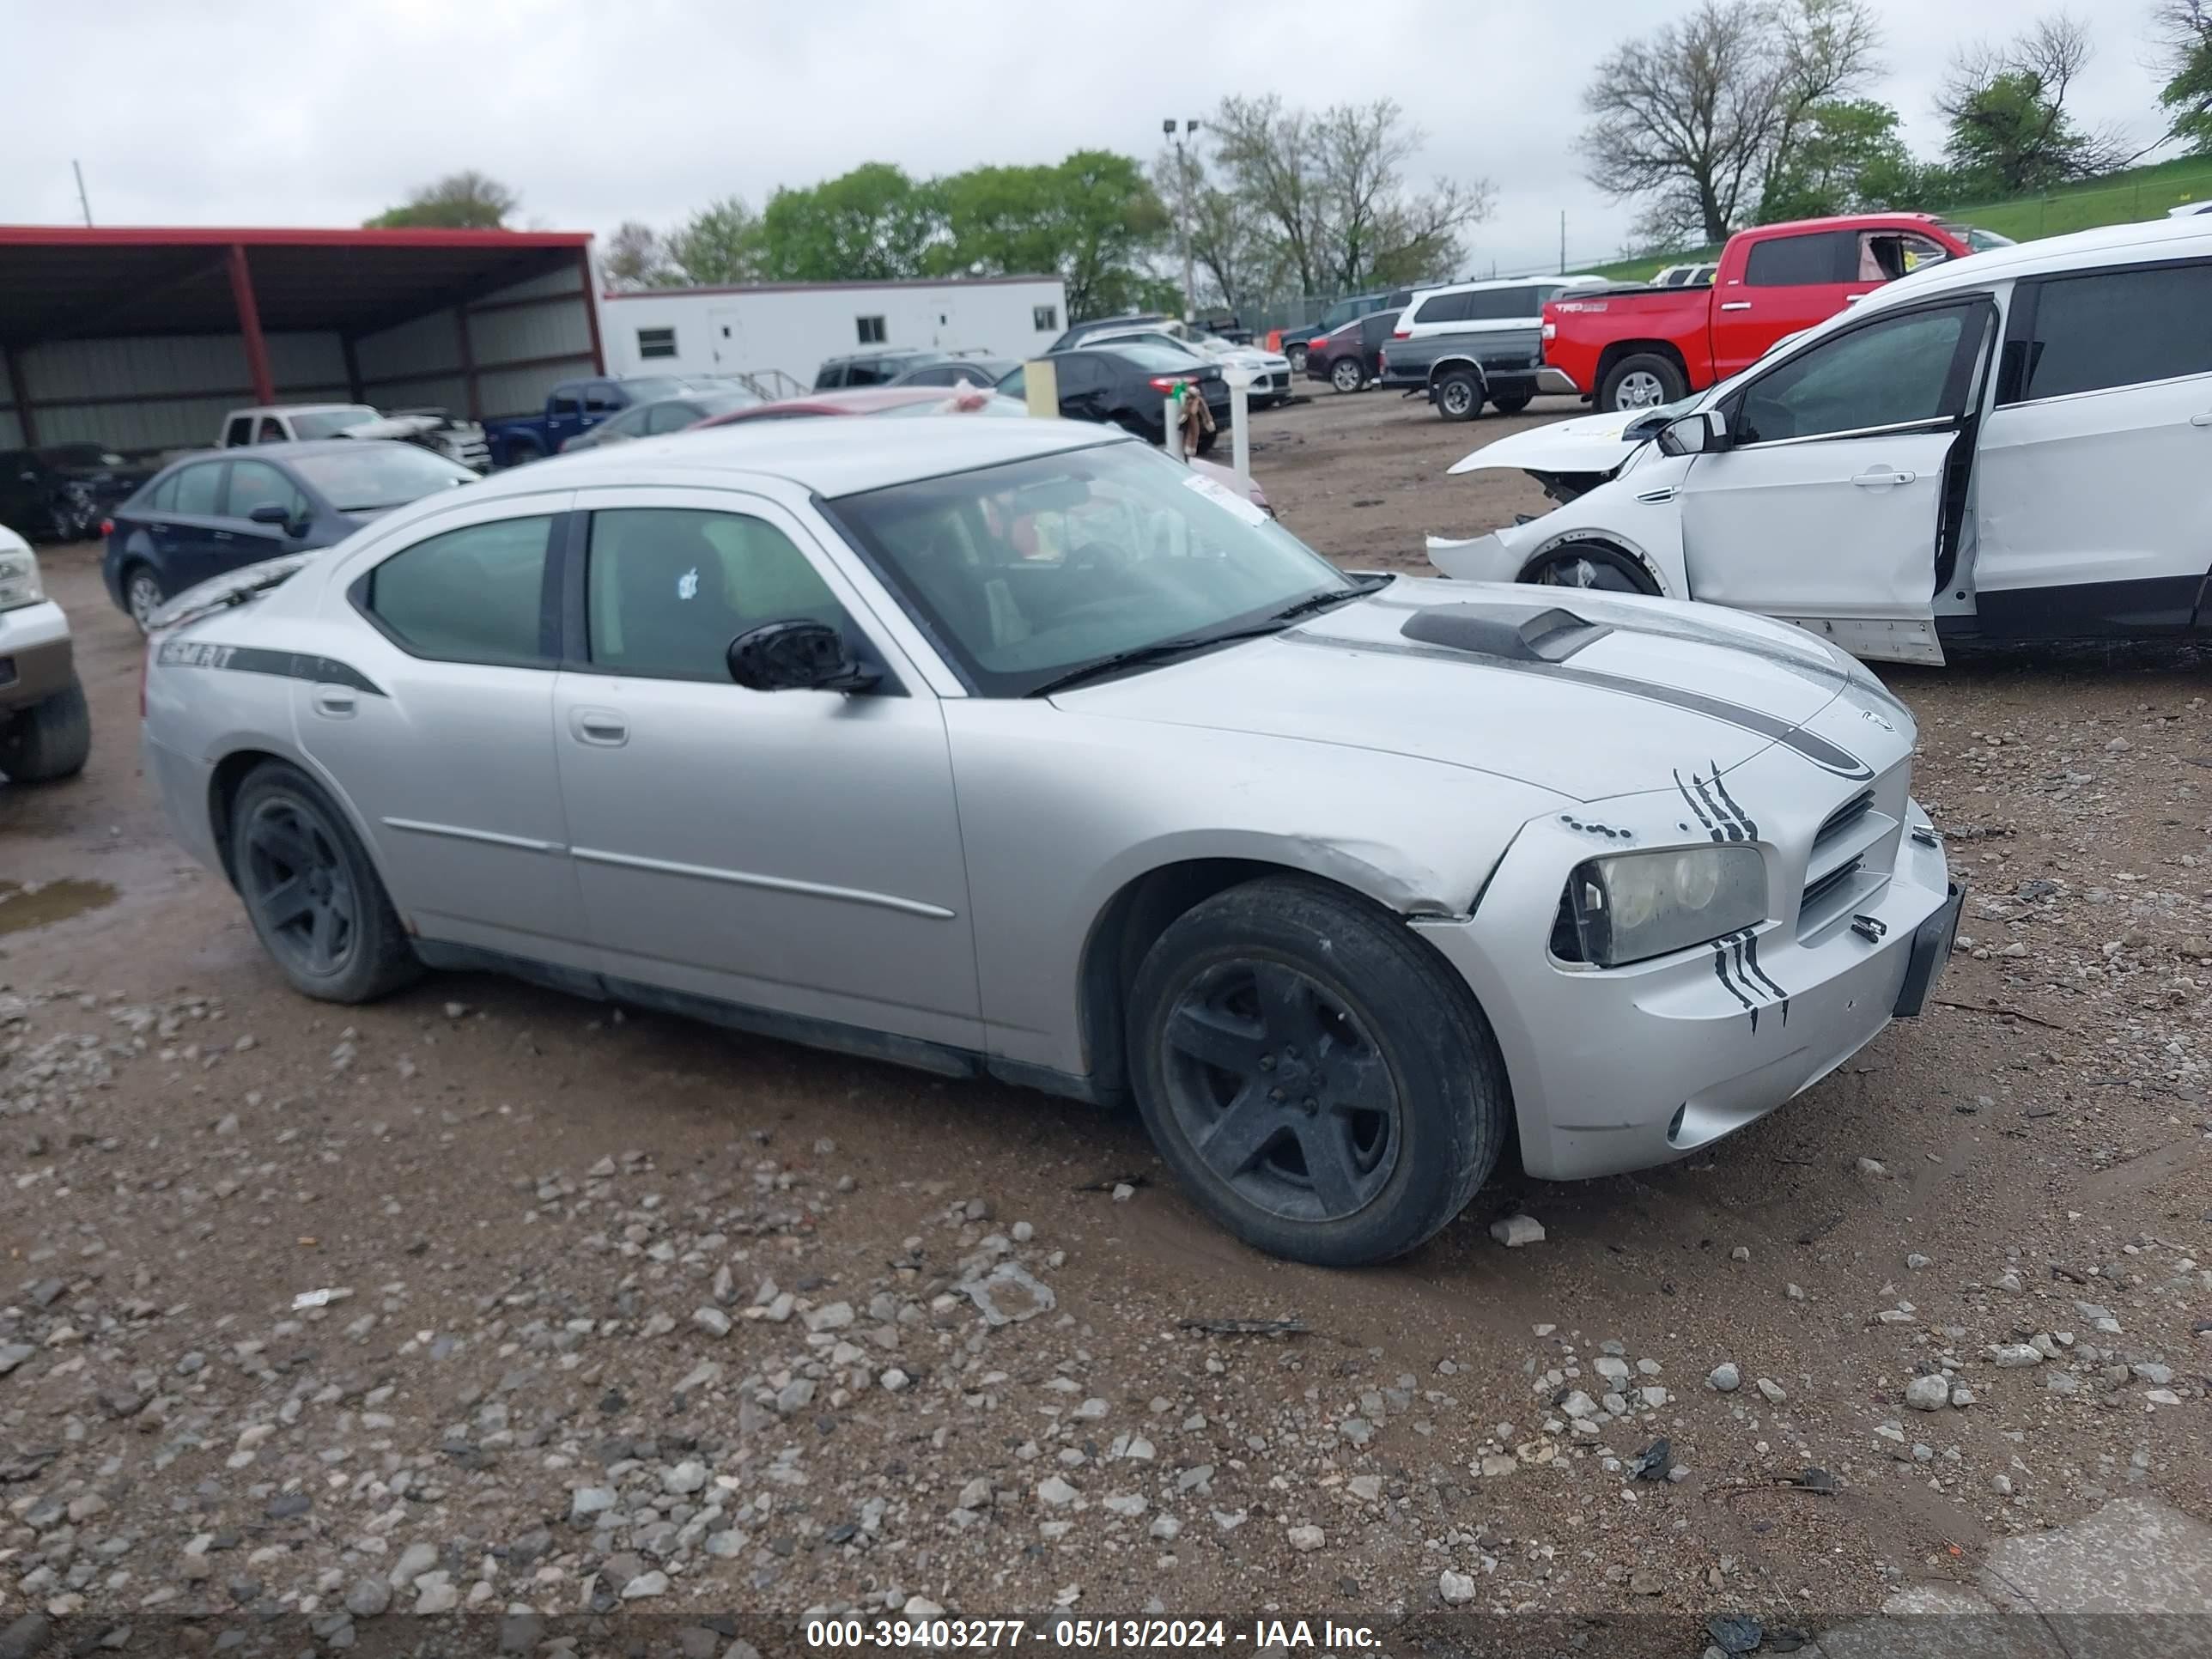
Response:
[[636, 327, 677, 361], [1033, 305, 1059, 331], [857, 316, 888, 345]]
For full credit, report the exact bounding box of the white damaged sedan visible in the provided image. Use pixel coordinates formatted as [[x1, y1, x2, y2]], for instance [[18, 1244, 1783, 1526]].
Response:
[[139, 417, 1958, 1266]]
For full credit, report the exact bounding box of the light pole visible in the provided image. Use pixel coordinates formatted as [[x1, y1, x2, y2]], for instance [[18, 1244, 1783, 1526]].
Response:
[[1164, 118, 1199, 323]]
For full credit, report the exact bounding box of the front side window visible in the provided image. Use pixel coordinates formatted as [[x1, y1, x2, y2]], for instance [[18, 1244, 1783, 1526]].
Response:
[[636, 326, 678, 360], [857, 315, 888, 345], [225, 459, 309, 522], [1744, 231, 1853, 287], [586, 508, 846, 680], [1734, 307, 1973, 445], [833, 444, 1352, 697], [224, 417, 252, 447], [2014, 262, 2212, 402], [364, 515, 553, 665], [172, 463, 225, 516], [550, 390, 582, 416]]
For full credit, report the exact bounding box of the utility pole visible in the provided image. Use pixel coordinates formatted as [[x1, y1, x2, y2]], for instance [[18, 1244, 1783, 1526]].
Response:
[[1164, 118, 1200, 322], [72, 161, 93, 228], [1559, 210, 1566, 276]]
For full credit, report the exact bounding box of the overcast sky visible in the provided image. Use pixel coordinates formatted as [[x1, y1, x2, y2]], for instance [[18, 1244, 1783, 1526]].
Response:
[[3, 0, 2165, 279]]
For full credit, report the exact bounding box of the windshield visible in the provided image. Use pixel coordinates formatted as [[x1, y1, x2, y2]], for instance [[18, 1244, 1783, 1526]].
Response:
[[289, 445, 477, 512], [833, 444, 1354, 697], [1099, 342, 1209, 374], [291, 407, 380, 440]]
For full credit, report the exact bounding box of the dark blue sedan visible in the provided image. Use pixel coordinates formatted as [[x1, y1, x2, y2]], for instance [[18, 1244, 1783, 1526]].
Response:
[[103, 440, 477, 628]]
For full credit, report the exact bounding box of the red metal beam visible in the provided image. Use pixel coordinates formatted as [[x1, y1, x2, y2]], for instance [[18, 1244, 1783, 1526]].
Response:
[[453, 308, 481, 421], [226, 244, 276, 407], [3, 341, 36, 446], [577, 247, 606, 374]]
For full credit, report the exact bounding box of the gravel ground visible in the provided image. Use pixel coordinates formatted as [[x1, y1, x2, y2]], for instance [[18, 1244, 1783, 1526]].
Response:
[[1, 389, 2207, 1657]]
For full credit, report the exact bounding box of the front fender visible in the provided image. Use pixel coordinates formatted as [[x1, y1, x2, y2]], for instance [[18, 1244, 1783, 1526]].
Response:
[[1428, 462, 1694, 598]]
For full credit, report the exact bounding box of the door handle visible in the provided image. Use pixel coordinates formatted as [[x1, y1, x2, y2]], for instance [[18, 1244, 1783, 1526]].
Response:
[[310, 686, 356, 719], [569, 707, 628, 746], [1851, 466, 1917, 489], [212, 530, 234, 541], [1720, 301, 1753, 312], [2191, 412, 2212, 427]]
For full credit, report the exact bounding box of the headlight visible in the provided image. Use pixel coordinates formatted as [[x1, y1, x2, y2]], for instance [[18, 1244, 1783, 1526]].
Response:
[[1563, 845, 1766, 967], [0, 547, 46, 613]]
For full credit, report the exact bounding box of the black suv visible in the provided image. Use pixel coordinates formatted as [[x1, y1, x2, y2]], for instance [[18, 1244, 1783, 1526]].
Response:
[[996, 343, 1229, 452]]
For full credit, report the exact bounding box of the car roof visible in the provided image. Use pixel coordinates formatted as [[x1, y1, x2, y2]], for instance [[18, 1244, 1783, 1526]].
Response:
[[446, 410, 1125, 501], [155, 438, 415, 468]]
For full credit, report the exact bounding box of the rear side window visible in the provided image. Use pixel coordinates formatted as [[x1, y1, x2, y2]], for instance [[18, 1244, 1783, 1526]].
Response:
[[142, 472, 181, 514], [171, 463, 224, 516], [1462, 286, 1541, 322], [2016, 262, 2212, 402], [1411, 291, 1472, 325], [583, 383, 623, 413], [1744, 231, 1854, 287], [586, 507, 844, 680], [364, 515, 554, 666]]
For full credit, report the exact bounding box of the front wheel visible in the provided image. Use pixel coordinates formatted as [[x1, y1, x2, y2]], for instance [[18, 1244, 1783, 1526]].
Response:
[[1434, 371, 1483, 422], [231, 763, 422, 1004], [1523, 540, 1659, 595], [1128, 876, 1510, 1267], [1330, 357, 1365, 393], [0, 679, 91, 784], [1599, 352, 1687, 413]]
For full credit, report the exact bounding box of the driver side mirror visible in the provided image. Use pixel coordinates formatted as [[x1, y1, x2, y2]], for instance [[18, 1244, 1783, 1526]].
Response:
[[247, 501, 306, 534], [1656, 409, 1730, 458], [726, 619, 880, 694]]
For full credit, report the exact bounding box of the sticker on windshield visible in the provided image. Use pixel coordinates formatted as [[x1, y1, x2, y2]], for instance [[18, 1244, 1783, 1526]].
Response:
[[1182, 471, 1268, 526]]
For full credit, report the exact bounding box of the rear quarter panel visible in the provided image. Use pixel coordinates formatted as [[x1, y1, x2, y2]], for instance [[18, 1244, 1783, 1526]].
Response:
[[1544, 287, 1717, 392]]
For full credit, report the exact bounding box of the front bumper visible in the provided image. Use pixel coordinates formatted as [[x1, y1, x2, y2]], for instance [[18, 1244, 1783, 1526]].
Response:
[[1536, 366, 1583, 395], [0, 600, 76, 711], [1414, 757, 1954, 1181]]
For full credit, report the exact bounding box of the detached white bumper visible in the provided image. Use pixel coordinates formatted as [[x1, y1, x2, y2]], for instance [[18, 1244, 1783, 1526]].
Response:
[[1425, 531, 1520, 582]]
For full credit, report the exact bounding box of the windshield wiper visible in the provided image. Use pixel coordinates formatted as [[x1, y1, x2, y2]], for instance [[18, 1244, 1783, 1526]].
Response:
[[1269, 574, 1389, 623], [1024, 624, 1287, 698]]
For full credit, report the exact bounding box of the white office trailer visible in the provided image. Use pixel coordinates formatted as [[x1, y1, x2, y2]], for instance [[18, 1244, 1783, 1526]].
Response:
[[598, 275, 1069, 391]]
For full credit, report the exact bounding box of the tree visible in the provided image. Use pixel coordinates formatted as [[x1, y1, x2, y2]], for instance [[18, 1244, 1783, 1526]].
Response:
[[753, 164, 946, 283], [1206, 95, 1490, 301], [1757, 99, 1920, 220], [1579, 0, 1882, 246], [2152, 0, 2212, 153], [1936, 14, 2127, 193], [939, 152, 1175, 319], [603, 221, 675, 289], [366, 170, 519, 230], [664, 197, 766, 286]]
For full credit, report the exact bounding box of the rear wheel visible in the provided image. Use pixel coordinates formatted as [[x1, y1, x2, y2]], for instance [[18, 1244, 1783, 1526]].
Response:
[[1127, 876, 1510, 1267], [1434, 370, 1483, 422], [1598, 352, 1686, 413], [1330, 357, 1365, 393], [231, 763, 421, 1004], [0, 678, 91, 784], [122, 564, 165, 631], [1285, 343, 1310, 374], [1523, 540, 1659, 595]]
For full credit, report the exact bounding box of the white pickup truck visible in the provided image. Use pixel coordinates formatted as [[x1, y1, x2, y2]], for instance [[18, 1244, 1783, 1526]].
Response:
[[217, 404, 491, 473]]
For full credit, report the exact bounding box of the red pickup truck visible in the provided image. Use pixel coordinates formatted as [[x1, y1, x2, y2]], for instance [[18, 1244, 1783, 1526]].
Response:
[[1539, 213, 2009, 413]]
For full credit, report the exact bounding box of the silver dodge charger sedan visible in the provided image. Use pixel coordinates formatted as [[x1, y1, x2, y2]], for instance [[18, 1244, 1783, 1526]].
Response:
[[140, 417, 1960, 1266]]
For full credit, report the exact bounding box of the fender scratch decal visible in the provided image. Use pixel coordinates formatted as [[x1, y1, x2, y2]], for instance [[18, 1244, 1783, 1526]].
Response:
[[156, 641, 385, 697]]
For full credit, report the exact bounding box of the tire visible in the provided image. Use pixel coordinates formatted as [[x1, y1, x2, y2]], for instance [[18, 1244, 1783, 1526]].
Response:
[[1491, 393, 1533, 416], [1127, 874, 1510, 1267], [1522, 540, 1660, 596], [229, 762, 422, 1004], [1330, 356, 1365, 393], [0, 678, 91, 784], [501, 437, 545, 469], [122, 564, 165, 632], [1285, 343, 1309, 374], [1434, 370, 1483, 422], [1598, 352, 1687, 414]]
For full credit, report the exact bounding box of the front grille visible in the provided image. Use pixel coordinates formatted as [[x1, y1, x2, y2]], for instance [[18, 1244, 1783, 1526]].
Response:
[[1814, 788, 1875, 849], [1801, 856, 1862, 915]]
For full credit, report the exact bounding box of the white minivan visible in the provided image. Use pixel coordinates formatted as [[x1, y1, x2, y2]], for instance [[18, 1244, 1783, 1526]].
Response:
[[1393, 275, 1609, 343], [1427, 216, 2212, 665]]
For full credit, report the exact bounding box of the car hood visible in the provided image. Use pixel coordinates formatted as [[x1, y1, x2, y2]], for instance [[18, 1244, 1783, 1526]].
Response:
[[1445, 408, 1666, 477], [1055, 577, 1876, 803]]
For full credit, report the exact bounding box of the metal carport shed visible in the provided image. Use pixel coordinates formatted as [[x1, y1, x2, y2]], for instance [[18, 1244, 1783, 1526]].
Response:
[[0, 226, 604, 453]]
